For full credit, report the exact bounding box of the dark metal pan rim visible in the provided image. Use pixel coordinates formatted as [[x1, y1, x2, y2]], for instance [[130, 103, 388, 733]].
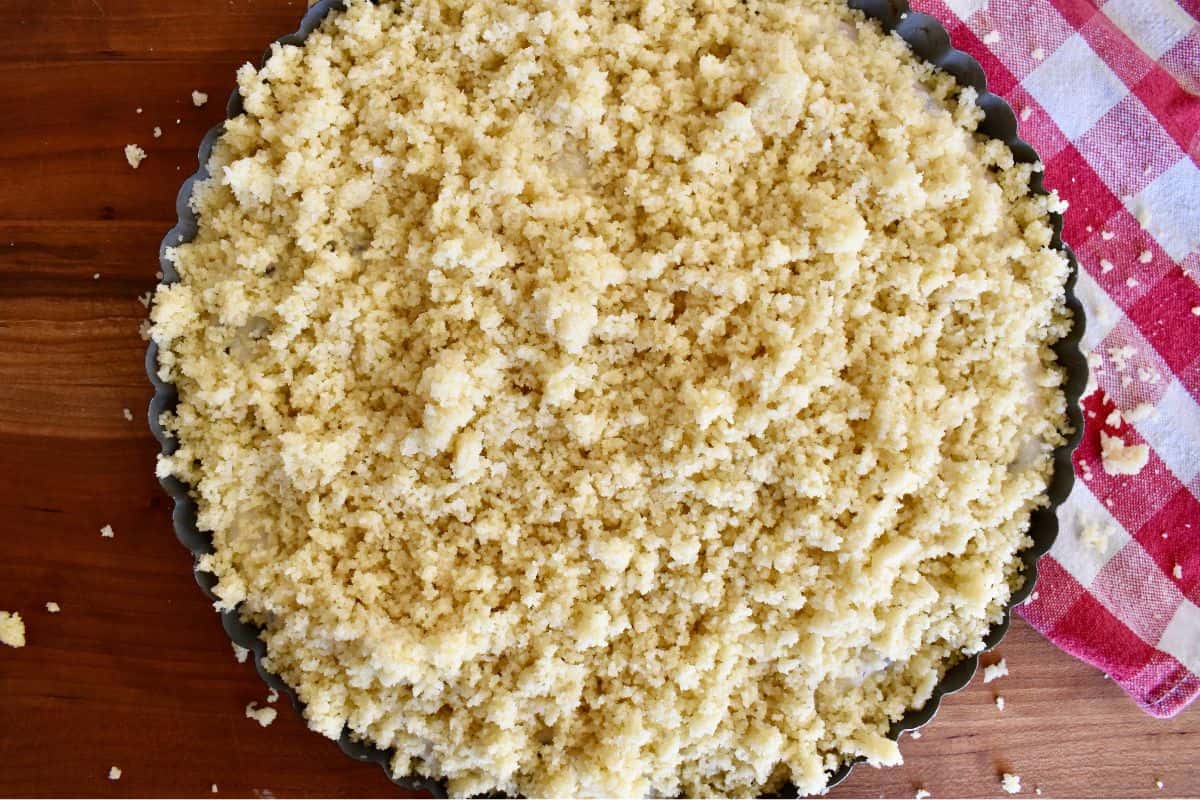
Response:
[[145, 0, 1087, 795]]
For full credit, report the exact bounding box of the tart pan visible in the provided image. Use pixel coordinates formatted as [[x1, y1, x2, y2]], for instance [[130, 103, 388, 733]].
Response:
[[145, 0, 1087, 794]]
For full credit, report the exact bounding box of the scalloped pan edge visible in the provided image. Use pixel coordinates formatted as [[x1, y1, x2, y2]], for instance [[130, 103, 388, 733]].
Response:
[[145, 0, 1087, 795]]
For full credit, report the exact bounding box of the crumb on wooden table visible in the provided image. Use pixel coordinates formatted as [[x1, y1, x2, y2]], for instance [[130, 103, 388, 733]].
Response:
[[0, 611, 25, 648], [45, 602, 60, 613], [245, 701, 277, 728], [124, 144, 147, 169], [983, 659, 1009, 684], [108, 766, 122, 781], [192, 90, 209, 107], [1002, 773, 1022, 794], [100, 524, 115, 538]]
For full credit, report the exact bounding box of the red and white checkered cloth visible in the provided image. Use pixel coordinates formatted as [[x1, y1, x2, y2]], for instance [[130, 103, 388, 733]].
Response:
[[908, 0, 1200, 717]]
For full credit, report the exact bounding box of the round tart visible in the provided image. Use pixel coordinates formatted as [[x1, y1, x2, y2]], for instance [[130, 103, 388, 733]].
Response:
[[151, 0, 1072, 795]]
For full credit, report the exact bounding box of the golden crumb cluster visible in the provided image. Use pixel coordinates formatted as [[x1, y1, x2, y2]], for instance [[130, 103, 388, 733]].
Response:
[[151, 0, 1070, 795]]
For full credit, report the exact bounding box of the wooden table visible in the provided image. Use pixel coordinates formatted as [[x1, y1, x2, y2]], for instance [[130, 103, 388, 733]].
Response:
[[1, 1, 1197, 796]]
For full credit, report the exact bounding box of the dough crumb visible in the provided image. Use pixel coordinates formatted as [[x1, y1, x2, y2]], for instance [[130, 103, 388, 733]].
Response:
[[0, 611, 25, 648], [1173, 564, 1183, 580], [1080, 521, 1110, 556], [982, 30, 1000, 44], [1124, 403, 1154, 423], [1105, 409, 1122, 428], [245, 701, 277, 727], [153, 126, 163, 139], [232, 643, 250, 663], [124, 144, 147, 169], [123, 408, 134, 422], [1125, 277, 1139, 288], [983, 659, 1009, 684], [1019, 107, 1032, 121], [911, 730, 922, 739], [1101, 230, 1114, 240], [915, 789, 931, 800], [1099, 259, 1114, 273], [1191, 307, 1200, 316], [108, 766, 122, 781], [1002, 773, 1021, 794], [45, 602, 60, 613], [1137, 249, 1152, 264], [100, 524, 115, 538], [1100, 432, 1149, 476], [1156, 779, 1164, 789], [995, 695, 1006, 711], [1109, 345, 1130, 369], [212, 785, 219, 793], [192, 90, 209, 107], [1031, 47, 1046, 60], [266, 688, 279, 703]]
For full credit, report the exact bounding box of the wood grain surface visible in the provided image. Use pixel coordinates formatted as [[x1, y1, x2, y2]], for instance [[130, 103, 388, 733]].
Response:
[[0, 2, 1197, 797]]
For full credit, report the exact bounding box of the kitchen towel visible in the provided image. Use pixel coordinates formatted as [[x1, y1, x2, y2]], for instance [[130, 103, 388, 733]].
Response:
[[910, 0, 1200, 716]]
